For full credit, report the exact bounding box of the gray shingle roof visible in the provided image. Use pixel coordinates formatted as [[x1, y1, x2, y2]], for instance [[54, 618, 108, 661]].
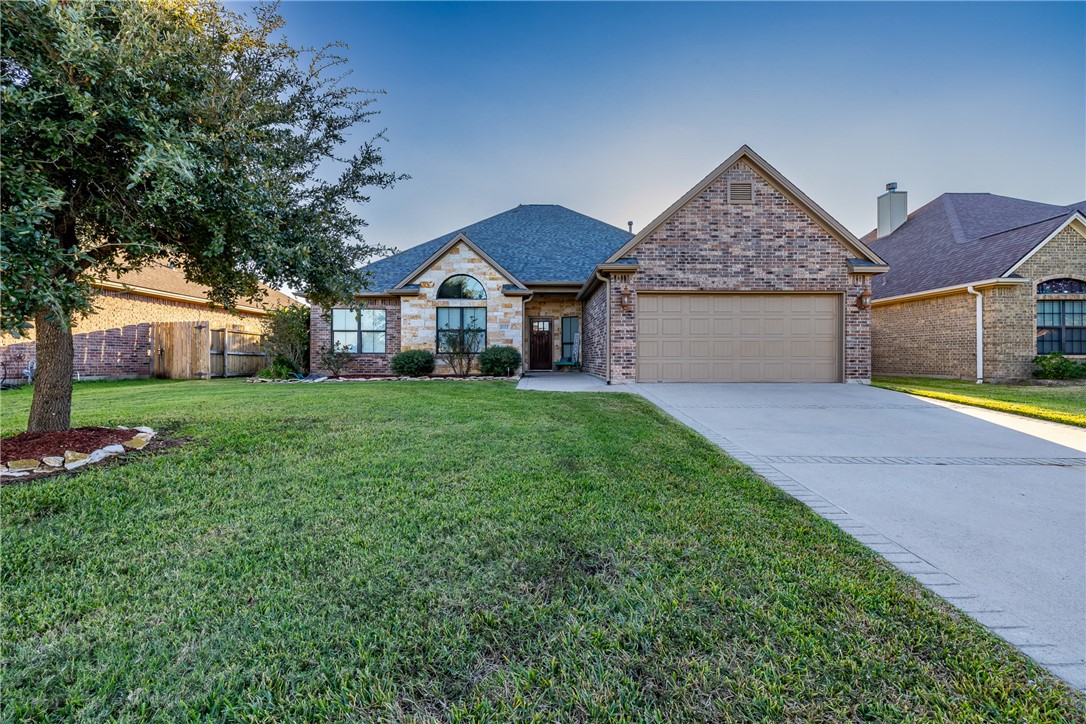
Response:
[[359, 205, 633, 293], [867, 194, 1086, 299]]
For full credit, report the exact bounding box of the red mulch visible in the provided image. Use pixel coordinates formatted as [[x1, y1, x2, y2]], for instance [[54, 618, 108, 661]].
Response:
[[1, 426, 136, 464]]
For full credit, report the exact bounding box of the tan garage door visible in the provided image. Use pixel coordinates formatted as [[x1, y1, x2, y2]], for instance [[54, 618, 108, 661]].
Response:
[[637, 294, 841, 382]]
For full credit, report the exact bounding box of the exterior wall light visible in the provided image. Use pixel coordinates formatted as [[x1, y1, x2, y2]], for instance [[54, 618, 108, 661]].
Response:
[[855, 289, 872, 310]]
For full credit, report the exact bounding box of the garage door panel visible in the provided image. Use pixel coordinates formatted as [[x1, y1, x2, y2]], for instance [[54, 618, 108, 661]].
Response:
[[713, 318, 734, 335], [661, 317, 683, 336], [637, 293, 840, 382]]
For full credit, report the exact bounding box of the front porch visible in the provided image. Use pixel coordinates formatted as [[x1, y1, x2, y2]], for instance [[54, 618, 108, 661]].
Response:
[[523, 295, 581, 372]]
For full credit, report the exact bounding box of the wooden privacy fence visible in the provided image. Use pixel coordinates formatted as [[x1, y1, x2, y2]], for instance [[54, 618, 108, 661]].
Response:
[[153, 322, 266, 380]]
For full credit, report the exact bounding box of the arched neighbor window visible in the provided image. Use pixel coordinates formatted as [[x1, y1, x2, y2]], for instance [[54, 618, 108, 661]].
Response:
[[1037, 278, 1086, 294], [437, 275, 486, 300], [1037, 279, 1085, 355]]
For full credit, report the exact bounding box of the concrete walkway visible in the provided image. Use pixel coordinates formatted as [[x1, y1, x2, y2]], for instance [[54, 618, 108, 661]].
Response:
[[516, 371, 621, 392], [631, 382, 1086, 690]]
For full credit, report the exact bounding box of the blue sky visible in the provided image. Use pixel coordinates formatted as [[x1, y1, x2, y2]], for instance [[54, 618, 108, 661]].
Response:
[[256, 1, 1085, 254]]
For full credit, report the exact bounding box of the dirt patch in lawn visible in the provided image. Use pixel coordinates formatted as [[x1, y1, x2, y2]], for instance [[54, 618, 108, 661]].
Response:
[[1, 426, 136, 464]]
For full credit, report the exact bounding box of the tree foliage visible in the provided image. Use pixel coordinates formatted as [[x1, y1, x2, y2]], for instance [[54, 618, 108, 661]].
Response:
[[1, 0, 404, 430]]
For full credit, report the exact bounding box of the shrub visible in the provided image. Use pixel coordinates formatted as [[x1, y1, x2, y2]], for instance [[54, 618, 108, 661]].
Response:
[[1033, 352, 1086, 380], [390, 349, 435, 377], [319, 341, 353, 377], [258, 355, 297, 380], [261, 304, 310, 373], [479, 345, 522, 376]]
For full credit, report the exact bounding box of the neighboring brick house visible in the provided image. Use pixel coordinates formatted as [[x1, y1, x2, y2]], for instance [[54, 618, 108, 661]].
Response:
[[866, 190, 1086, 381], [312, 145, 888, 382], [1, 263, 297, 383]]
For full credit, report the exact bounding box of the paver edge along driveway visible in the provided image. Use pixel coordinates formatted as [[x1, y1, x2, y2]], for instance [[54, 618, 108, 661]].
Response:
[[626, 382, 1086, 691]]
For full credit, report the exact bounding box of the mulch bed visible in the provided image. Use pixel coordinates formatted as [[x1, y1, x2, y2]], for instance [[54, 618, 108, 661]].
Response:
[[1, 426, 136, 465]]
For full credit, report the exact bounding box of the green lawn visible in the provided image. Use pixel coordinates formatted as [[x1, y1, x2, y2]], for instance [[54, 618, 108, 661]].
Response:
[[872, 376, 1086, 427], [2, 380, 1082, 721]]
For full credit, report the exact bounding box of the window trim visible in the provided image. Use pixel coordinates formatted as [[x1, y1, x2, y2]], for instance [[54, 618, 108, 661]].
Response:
[[331, 307, 388, 355], [436, 307, 487, 353]]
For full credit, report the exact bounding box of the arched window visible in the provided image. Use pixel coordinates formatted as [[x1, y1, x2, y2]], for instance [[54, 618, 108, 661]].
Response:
[[1037, 279, 1085, 355], [1037, 278, 1086, 295], [437, 275, 486, 299]]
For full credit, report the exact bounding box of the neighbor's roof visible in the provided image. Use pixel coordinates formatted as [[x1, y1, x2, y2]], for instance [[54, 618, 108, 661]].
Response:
[[359, 204, 633, 292], [99, 262, 298, 311], [866, 194, 1086, 299]]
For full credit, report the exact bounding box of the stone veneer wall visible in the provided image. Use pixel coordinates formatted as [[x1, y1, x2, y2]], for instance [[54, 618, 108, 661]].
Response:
[[870, 225, 1086, 381], [872, 293, 977, 378], [400, 241, 523, 374], [580, 285, 608, 380], [523, 295, 581, 366], [309, 297, 401, 375], [1, 288, 264, 382], [608, 160, 872, 382]]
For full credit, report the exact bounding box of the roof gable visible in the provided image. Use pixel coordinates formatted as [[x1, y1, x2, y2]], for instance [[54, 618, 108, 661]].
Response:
[[607, 145, 886, 266], [868, 194, 1086, 299], [358, 205, 633, 293], [396, 233, 523, 289]]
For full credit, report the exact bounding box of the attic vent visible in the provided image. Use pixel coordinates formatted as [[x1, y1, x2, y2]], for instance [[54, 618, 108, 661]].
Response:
[[728, 182, 753, 204]]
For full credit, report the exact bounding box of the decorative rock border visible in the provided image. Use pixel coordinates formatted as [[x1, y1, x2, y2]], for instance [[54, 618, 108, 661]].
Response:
[[247, 375, 521, 384], [0, 426, 156, 478]]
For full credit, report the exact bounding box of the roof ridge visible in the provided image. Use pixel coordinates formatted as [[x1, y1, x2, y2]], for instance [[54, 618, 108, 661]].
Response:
[[942, 195, 968, 244], [974, 210, 1077, 242]]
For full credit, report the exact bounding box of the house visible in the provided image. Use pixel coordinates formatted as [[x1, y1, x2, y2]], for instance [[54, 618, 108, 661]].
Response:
[[311, 145, 889, 383], [866, 187, 1086, 381], [0, 262, 296, 383]]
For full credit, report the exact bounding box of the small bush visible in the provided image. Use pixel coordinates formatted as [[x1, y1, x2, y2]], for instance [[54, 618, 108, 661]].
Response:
[[261, 304, 310, 374], [391, 349, 435, 377], [1033, 352, 1086, 380], [258, 355, 297, 380], [320, 341, 353, 377], [479, 345, 522, 376]]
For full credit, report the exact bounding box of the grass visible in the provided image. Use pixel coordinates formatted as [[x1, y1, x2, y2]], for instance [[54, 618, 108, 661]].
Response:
[[2, 379, 1083, 721], [872, 376, 1086, 427]]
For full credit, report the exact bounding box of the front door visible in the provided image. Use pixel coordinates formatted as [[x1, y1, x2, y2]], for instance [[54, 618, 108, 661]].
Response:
[[529, 318, 553, 370]]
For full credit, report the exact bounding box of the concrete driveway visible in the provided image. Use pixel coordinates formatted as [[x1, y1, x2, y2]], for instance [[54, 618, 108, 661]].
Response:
[[631, 382, 1086, 690]]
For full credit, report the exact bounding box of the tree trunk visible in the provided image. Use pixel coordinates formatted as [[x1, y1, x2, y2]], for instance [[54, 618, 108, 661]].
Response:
[[27, 309, 74, 433]]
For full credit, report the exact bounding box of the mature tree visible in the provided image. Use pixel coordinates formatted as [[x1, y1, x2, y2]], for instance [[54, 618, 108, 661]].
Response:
[[1, 0, 402, 432]]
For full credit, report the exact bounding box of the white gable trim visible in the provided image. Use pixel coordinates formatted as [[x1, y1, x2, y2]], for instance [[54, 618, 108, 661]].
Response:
[[392, 233, 526, 290], [1002, 212, 1086, 277]]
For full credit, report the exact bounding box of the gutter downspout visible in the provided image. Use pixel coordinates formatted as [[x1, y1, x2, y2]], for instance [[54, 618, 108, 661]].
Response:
[[966, 286, 983, 383], [595, 270, 611, 384], [521, 290, 533, 376]]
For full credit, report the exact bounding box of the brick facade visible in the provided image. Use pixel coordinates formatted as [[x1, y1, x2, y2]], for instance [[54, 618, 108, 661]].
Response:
[[607, 160, 873, 382], [309, 297, 402, 376], [1, 289, 264, 383], [580, 285, 608, 379], [988, 226, 1086, 379], [872, 292, 977, 378], [871, 224, 1086, 381]]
